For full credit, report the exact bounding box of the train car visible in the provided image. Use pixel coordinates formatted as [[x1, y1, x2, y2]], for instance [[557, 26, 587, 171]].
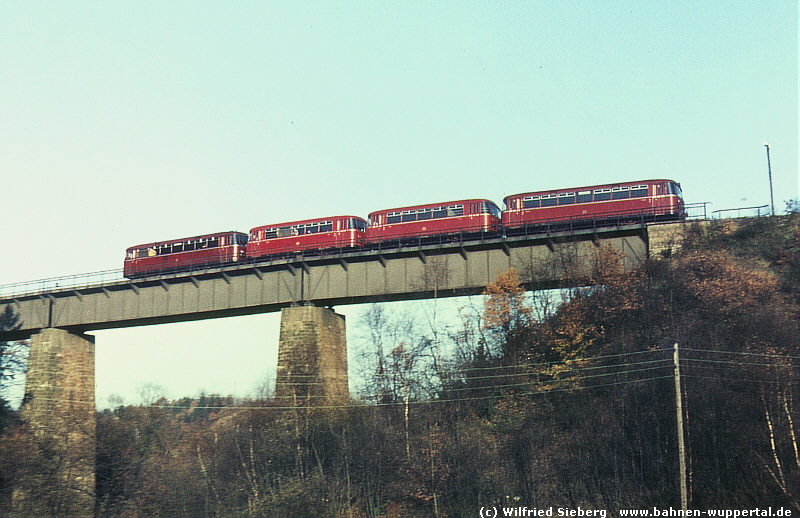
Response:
[[502, 179, 685, 233], [366, 199, 502, 244], [124, 231, 248, 278], [247, 215, 367, 258]]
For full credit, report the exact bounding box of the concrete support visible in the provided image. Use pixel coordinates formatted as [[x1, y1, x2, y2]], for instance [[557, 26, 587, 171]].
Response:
[[13, 328, 96, 517], [276, 305, 348, 406]]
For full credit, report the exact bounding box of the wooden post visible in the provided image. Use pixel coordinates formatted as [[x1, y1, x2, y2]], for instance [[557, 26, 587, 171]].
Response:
[[673, 342, 688, 510]]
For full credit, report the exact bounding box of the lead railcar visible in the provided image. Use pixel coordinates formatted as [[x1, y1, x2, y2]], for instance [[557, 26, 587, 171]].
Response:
[[502, 179, 685, 234]]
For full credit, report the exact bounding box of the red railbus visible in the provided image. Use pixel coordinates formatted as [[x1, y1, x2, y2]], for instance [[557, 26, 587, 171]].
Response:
[[247, 216, 367, 258], [366, 199, 502, 244], [502, 179, 685, 232], [124, 231, 248, 278]]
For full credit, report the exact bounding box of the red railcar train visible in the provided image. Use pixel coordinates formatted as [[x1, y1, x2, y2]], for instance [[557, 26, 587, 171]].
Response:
[[123, 231, 248, 278], [122, 179, 685, 278], [502, 179, 684, 232], [247, 216, 367, 258], [366, 199, 502, 244]]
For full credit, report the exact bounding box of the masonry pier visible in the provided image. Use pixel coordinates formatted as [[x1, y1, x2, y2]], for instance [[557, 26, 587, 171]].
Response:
[[276, 305, 349, 406], [13, 328, 96, 517]]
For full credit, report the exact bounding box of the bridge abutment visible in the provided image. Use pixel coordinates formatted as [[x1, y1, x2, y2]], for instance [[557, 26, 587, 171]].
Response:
[[276, 305, 349, 406], [13, 328, 96, 517]]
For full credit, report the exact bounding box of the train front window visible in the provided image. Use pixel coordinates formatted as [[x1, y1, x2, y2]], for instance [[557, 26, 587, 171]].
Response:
[[669, 182, 683, 197], [350, 218, 367, 231], [480, 201, 501, 217]]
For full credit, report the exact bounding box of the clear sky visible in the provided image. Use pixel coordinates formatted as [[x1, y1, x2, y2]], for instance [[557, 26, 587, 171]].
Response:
[[1, 2, 797, 408]]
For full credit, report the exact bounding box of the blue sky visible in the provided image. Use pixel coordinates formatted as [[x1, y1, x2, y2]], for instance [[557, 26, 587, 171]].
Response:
[[1, 2, 797, 407]]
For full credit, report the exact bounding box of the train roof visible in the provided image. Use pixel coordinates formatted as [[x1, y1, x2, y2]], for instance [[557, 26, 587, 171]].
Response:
[[126, 230, 246, 251], [503, 179, 679, 202], [249, 215, 366, 231], [368, 198, 499, 216]]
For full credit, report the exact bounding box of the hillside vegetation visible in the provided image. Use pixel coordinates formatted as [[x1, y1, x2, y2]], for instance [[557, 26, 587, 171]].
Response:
[[2, 214, 798, 516]]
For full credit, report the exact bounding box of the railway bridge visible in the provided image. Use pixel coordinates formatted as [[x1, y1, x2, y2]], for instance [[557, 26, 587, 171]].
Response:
[[2, 221, 687, 516]]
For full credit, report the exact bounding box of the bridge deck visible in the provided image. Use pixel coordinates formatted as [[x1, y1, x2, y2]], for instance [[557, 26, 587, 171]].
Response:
[[1, 225, 650, 340]]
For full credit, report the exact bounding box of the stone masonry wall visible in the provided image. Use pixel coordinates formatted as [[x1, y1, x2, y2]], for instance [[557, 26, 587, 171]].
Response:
[[13, 328, 96, 517], [276, 306, 348, 406], [647, 220, 710, 258]]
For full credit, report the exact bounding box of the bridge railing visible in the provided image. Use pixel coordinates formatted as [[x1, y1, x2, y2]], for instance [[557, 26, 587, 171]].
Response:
[[0, 269, 124, 299], [711, 205, 771, 219]]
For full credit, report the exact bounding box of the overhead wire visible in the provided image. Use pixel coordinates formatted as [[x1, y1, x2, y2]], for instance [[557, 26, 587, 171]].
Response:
[[18, 346, 796, 412]]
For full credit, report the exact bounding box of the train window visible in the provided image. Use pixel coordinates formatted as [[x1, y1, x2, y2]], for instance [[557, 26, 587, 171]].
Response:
[[320, 222, 332, 232], [401, 211, 415, 222], [612, 186, 630, 200], [669, 182, 683, 197], [387, 213, 401, 224], [433, 207, 448, 218], [184, 242, 195, 251], [481, 201, 501, 217], [208, 238, 219, 247], [577, 191, 592, 203], [523, 196, 540, 208], [350, 218, 367, 230], [417, 209, 432, 220], [277, 227, 292, 238], [558, 193, 576, 205], [173, 243, 183, 253], [630, 185, 648, 197], [541, 194, 558, 207], [594, 188, 611, 201], [449, 205, 464, 217], [137, 248, 148, 258]]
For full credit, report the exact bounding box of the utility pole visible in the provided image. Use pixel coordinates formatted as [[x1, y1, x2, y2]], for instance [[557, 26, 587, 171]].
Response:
[[673, 343, 689, 510], [764, 142, 775, 216]]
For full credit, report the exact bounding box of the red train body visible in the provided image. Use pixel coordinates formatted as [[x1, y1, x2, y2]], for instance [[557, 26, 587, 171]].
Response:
[[247, 216, 367, 258], [123, 231, 248, 278], [122, 179, 686, 278], [502, 179, 684, 231], [366, 199, 502, 244]]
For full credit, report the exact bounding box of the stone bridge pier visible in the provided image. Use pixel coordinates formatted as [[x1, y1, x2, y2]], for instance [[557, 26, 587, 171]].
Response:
[[11, 306, 348, 516], [275, 305, 349, 406], [13, 328, 96, 517]]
